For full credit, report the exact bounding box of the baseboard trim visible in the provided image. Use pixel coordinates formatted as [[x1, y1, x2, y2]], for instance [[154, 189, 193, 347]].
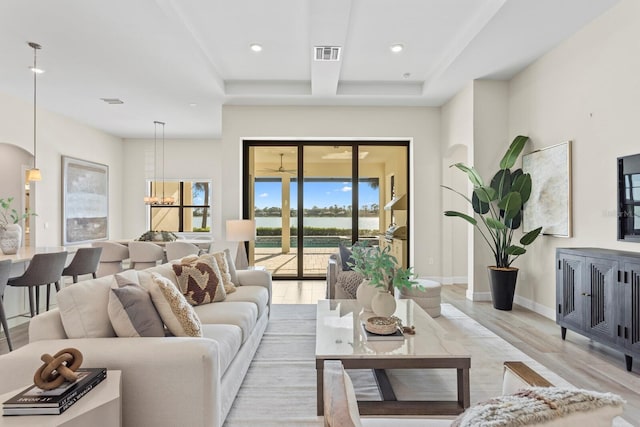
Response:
[[469, 291, 492, 301], [513, 295, 555, 321], [441, 276, 468, 285]]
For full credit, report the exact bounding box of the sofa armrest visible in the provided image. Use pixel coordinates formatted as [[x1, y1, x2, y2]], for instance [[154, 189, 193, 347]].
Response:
[[29, 308, 68, 341], [0, 338, 222, 427], [236, 269, 272, 312], [502, 361, 553, 395], [327, 253, 340, 299]]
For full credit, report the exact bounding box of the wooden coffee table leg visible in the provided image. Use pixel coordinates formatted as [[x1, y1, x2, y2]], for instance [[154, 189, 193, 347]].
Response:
[[317, 363, 324, 416], [457, 367, 470, 409]]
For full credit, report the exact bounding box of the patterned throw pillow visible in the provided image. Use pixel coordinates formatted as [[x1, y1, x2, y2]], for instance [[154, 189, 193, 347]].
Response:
[[172, 255, 226, 305], [149, 273, 202, 337], [108, 276, 164, 337], [209, 251, 237, 294]]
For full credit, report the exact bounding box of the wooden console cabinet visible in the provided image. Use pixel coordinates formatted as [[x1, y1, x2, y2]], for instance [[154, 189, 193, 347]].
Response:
[[556, 247, 640, 371]]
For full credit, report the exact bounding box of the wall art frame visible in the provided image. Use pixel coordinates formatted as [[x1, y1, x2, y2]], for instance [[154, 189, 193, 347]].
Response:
[[62, 156, 109, 245], [522, 141, 572, 237]]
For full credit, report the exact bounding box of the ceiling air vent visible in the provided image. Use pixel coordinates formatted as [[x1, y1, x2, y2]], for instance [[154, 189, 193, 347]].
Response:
[[314, 46, 341, 61], [100, 98, 124, 105]]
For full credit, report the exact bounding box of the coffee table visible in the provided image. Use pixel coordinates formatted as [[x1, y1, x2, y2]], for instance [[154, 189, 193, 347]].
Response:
[[315, 299, 470, 416]]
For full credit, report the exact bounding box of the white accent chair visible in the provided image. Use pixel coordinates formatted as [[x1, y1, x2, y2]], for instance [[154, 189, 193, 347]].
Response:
[[92, 241, 130, 277], [165, 241, 200, 261], [128, 241, 164, 270]]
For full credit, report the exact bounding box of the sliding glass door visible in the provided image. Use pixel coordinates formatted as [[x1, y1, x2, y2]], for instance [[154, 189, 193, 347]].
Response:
[[246, 141, 408, 279]]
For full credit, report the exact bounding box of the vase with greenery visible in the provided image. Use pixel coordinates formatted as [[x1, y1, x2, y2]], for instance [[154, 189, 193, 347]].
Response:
[[0, 197, 35, 254], [442, 135, 543, 310], [137, 230, 178, 242], [348, 242, 417, 316]]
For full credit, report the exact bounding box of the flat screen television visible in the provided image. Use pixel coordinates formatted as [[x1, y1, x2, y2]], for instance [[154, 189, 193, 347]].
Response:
[[618, 153, 640, 242]]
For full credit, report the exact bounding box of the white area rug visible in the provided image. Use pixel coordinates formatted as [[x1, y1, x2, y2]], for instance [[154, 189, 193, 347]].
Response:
[[223, 303, 631, 426]]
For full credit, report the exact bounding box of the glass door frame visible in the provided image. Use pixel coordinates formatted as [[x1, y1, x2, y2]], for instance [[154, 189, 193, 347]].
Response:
[[243, 140, 410, 280]]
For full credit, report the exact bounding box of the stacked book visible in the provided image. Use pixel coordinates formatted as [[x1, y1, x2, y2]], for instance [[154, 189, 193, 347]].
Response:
[[3, 368, 107, 416]]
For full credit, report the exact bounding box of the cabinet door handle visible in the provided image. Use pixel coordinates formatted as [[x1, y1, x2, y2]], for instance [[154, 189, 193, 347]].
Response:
[[625, 271, 629, 283], [618, 270, 622, 282], [625, 327, 629, 339], [581, 292, 591, 297], [618, 325, 622, 337]]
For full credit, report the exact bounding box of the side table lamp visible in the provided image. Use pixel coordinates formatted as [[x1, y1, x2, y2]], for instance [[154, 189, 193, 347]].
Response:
[[226, 219, 256, 270]]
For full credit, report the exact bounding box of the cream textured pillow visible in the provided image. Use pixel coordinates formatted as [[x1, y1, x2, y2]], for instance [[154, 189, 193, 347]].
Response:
[[172, 254, 226, 305], [108, 276, 164, 337], [149, 273, 202, 337], [451, 387, 625, 427], [224, 248, 238, 284], [209, 251, 236, 294]]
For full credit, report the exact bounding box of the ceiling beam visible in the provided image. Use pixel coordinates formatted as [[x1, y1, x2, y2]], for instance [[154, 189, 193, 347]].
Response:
[[310, 0, 353, 96], [421, 0, 507, 95]]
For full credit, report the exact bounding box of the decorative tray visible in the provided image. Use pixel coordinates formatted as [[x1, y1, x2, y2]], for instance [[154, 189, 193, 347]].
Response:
[[364, 316, 398, 335]]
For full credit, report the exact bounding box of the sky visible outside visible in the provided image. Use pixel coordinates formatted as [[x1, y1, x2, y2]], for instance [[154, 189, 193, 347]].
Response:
[[255, 180, 379, 209]]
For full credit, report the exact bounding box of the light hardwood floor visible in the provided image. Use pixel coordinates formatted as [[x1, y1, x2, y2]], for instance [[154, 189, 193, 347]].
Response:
[[2, 280, 638, 423]]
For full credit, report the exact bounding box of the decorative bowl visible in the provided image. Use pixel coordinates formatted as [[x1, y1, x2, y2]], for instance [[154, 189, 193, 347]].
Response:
[[365, 316, 398, 335]]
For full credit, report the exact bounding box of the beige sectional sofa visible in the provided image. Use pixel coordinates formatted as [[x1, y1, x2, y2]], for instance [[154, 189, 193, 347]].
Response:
[[0, 262, 272, 427]]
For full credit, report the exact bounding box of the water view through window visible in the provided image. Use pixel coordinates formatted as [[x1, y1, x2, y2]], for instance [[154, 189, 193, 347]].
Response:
[[254, 178, 379, 247]]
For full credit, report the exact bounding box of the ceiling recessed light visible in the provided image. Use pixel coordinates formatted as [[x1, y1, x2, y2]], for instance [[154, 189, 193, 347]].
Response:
[[250, 44, 263, 52], [29, 67, 44, 74], [189, 103, 197, 107], [403, 72, 411, 79], [390, 44, 404, 53]]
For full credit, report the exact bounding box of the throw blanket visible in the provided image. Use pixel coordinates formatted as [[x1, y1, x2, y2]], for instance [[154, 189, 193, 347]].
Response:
[[336, 271, 364, 299], [452, 387, 625, 427]]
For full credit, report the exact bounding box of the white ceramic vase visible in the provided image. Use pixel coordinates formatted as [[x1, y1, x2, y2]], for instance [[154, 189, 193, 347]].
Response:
[[356, 279, 378, 312], [0, 223, 22, 255], [371, 290, 397, 318]]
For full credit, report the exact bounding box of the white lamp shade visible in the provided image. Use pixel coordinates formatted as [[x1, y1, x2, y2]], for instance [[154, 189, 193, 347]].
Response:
[[226, 219, 256, 242]]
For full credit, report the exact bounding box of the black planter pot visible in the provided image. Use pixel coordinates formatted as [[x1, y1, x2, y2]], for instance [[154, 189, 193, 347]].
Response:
[[488, 267, 518, 311]]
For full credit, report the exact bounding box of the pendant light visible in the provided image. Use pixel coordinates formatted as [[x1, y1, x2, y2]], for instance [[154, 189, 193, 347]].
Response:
[[144, 121, 160, 204], [26, 42, 43, 182], [159, 121, 175, 205]]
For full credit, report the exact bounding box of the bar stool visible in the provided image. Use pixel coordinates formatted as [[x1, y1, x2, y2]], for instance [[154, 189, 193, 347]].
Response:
[[0, 259, 13, 351], [92, 241, 129, 277], [165, 241, 200, 261], [128, 241, 164, 270], [62, 247, 103, 283], [7, 251, 68, 317]]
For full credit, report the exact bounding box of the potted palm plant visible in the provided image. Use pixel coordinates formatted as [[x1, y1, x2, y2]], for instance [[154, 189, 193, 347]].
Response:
[[442, 135, 543, 310]]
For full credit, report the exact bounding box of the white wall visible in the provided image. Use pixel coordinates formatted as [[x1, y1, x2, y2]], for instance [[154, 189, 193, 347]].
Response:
[[222, 106, 442, 277], [441, 82, 473, 284], [121, 138, 222, 239], [0, 91, 124, 247], [508, 0, 640, 318]]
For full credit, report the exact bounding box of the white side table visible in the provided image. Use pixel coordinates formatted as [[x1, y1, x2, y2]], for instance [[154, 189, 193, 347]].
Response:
[[0, 370, 122, 427]]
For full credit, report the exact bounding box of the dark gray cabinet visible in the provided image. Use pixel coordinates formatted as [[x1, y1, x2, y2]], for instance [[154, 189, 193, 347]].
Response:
[[556, 248, 640, 371]]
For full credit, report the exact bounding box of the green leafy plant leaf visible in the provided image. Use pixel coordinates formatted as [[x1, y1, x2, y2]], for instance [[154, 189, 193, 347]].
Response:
[[444, 211, 477, 225], [486, 217, 507, 229], [497, 192, 522, 220], [511, 173, 532, 204], [452, 163, 484, 187], [490, 169, 512, 200], [520, 226, 543, 245], [471, 192, 489, 214], [474, 186, 497, 203], [499, 135, 529, 169], [506, 245, 526, 255]]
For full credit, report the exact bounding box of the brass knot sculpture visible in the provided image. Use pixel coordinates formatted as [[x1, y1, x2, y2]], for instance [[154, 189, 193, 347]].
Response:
[[33, 348, 84, 390]]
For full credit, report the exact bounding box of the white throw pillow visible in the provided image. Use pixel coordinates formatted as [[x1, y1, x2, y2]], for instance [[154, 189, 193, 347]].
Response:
[[57, 275, 117, 338], [148, 273, 203, 337], [108, 275, 164, 337]]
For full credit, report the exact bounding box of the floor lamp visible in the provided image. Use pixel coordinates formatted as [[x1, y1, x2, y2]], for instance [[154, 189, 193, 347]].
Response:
[[226, 219, 256, 270]]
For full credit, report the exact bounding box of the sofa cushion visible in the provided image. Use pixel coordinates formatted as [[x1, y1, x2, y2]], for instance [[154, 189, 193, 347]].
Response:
[[56, 274, 117, 338], [339, 244, 354, 271], [108, 277, 164, 338], [224, 248, 238, 285], [138, 263, 178, 289], [451, 387, 625, 427], [172, 255, 226, 305], [223, 285, 269, 318], [201, 324, 242, 374], [210, 251, 236, 294], [149, 273, 202, 337], [194, 301, 257, 343]]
